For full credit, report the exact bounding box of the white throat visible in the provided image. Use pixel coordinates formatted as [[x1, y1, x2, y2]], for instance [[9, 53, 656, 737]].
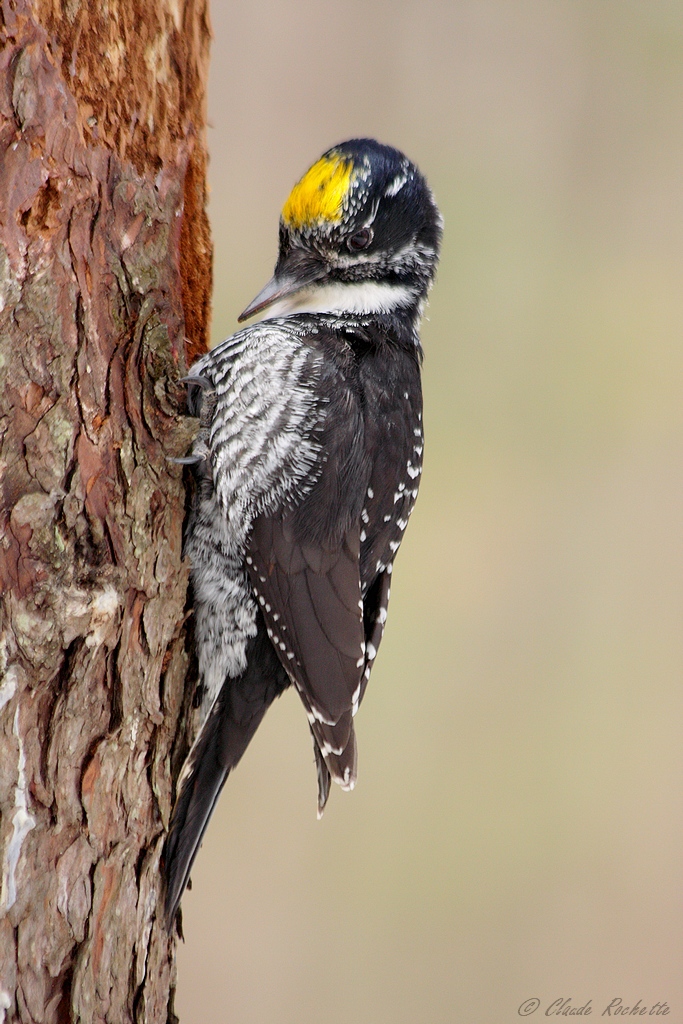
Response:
[[257, 280, 418, 321]]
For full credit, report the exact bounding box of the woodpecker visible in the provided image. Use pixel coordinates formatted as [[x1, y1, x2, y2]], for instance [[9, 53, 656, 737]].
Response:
[[164, 139, 442, 921]]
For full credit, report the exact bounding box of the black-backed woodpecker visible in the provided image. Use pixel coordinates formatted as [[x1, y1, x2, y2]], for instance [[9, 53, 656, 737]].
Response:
[[165, 139, 443, 922]]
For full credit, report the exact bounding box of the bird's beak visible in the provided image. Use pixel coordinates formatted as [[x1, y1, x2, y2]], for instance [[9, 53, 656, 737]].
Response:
[[238, 260, 327, 322]]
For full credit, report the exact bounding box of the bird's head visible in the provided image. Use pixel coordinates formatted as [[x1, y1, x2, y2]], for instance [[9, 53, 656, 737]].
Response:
[[238, 138, 443, 324]]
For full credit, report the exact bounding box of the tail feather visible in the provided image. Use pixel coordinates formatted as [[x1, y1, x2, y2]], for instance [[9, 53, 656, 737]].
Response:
[[311, 718, 358, 821], [164, 627, 288, 924], [312, 733, 332, 818]]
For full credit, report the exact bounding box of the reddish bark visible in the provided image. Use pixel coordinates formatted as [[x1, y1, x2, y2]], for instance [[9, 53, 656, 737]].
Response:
[[0, 0, 211, 1020]]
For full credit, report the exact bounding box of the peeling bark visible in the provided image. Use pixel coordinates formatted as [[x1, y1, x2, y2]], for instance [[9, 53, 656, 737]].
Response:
[[0, 1, 211, 1020]]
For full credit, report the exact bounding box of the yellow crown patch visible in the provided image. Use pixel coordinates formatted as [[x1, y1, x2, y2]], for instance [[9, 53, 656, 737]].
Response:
[[282, 154, 353, 229]]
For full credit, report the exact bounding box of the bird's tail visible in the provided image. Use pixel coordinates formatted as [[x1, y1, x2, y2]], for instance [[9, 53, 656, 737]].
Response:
[[164, 629, 288, 924]]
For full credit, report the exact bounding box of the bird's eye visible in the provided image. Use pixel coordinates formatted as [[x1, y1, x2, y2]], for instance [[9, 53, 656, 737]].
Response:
[[347, 227, 373, 251]]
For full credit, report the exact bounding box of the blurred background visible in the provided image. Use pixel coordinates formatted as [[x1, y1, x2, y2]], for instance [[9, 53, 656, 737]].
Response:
[[176, 2, 683, 1021]]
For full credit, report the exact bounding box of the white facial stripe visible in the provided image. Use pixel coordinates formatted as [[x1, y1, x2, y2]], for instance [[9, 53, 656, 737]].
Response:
[[260, 281, 418, 318]]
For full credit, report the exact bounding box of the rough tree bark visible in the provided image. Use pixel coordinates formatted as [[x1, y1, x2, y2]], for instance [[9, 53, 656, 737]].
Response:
[[0, 1, 211, 1021]]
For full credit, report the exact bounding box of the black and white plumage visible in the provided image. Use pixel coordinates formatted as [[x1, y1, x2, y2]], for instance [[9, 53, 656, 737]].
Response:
[[164, 139, 442, 922]]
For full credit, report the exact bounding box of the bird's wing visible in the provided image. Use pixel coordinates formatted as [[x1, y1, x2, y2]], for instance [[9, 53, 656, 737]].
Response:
[[234, 323, 371, 793], [246, 517, 364, 792]]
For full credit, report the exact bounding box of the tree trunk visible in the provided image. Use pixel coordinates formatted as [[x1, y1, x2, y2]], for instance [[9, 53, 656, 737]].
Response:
[[0, 1, 211, 1020]]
